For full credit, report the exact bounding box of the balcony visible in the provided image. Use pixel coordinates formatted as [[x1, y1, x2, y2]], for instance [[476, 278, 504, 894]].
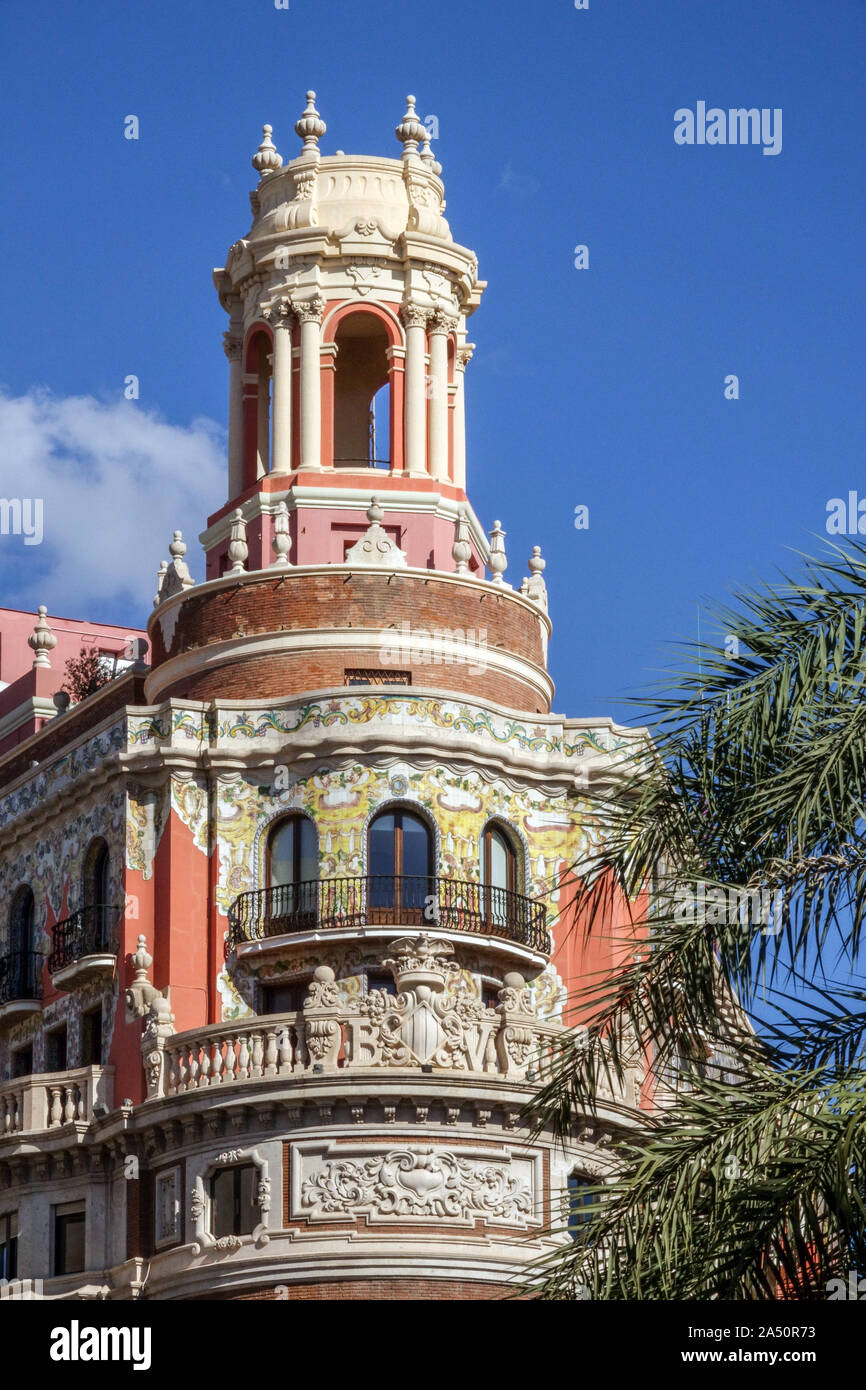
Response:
[[0, 951, 43, 1026], [227, 874, 550, 955], [0, 1064, 114, 1137], [48, 904, 122, 991]]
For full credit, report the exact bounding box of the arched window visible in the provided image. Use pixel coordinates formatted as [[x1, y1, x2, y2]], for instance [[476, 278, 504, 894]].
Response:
[[82, 838, 111, 950], [265, 816, 318, 935], [481, 822, 518, 928], [368, 808, 433, 920], [333, 313, 391, 468], [242, 327, 273, 489], [1, 887, 38, 1002]]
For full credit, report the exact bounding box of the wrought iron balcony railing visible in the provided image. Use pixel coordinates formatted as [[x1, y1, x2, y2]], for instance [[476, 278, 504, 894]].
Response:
[[227, 874, 550, 955], [48, 904, 123, 974], [0, 950, 44, 1005]]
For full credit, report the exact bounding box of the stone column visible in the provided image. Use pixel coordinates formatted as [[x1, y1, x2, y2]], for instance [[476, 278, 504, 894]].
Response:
[[402, 302, 429, 477], [269, 304, 295, 475], [427, 313, 455, 481], [223, 332, 244, 499], [295, 296, 325, 471], [256, 368, 270, 477], [453, 344, 473, 492]]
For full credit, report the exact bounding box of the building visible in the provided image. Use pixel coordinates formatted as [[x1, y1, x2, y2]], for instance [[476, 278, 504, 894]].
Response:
[[0, 93, 647, 1301]]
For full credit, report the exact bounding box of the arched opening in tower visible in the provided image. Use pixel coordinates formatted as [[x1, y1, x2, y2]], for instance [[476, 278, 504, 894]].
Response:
[[333, 313, 390, 468], [243, 327, 273, 487]]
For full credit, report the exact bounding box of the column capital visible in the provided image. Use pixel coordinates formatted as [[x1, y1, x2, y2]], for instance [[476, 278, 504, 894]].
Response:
[[263, 299, 297, 330], [400, 300, 430, 331], [292, 294, 325, 325], [429, 311, 459, 336], [455, 343, 475, 371], [222, 332, 243, 363]]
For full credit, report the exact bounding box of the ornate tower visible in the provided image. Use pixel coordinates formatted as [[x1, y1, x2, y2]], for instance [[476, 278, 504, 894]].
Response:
[[0, 94, 644, 1303]]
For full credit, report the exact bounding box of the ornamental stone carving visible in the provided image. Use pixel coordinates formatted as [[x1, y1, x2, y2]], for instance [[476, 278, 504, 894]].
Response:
[[343, 934, 498, 1072], [344, 496, 407, 569], [292, 295, 325, 325], [298, 1146, 534, 1224], [400, 301, 431, 331]]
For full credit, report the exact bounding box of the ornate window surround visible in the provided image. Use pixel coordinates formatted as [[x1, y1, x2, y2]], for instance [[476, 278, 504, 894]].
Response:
[[190, 1147, 271, 1253]]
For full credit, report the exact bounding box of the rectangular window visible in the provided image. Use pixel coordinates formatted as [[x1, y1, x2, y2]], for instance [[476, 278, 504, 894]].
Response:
[[567, 1175, 596, 1241], [0, 1212, 18, 1282], [45, 1026, 67, 1073], [345, 668, 411, 687], [53, 1204, 86, 1276], [211, 1165, 258, 1240], [261, 983, 307, 1014], [81, 1009, 102, 1066], [11, 1047, 32, 1079]]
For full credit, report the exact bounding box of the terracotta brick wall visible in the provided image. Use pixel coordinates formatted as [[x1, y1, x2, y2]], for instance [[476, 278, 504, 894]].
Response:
[[148, 571, 551, 713], [219, 1278, 521, 1301]]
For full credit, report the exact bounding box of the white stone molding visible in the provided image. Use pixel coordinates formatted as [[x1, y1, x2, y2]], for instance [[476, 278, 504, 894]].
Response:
[[190, 1147, 270, 1254]]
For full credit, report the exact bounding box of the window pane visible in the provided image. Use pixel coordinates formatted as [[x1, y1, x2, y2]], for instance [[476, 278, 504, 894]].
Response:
[[56, 1212, 86, 1275], [212, 1168, 235, 1239], [487, 830, 510, 889], [298, 818, 318, 882], [269, 821, 297, 887], [400, 814, 430, 878], [369, 813, 396, 878], [239, 1166, 258, 1236]]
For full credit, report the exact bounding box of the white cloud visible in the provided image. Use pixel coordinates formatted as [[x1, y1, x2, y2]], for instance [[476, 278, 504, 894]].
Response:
[[0, 388, 225, 618]]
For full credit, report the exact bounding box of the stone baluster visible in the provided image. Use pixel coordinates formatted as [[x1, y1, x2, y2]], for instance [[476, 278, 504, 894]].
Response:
[[277, 1025, 293, 1074], [227, 510, 249, 575], [250, 1031, 264, 1079], [264, 1029, 278, 1078], [237, 1033, 251, 1080], [211, 1039, 225, 1084], [63, 1086, 77, 1125], [199, 1042, 211, 1087], [49, 1086, 63, 1127], [222, 1036, 238, 1082], [188, 1045, 200, 1090]]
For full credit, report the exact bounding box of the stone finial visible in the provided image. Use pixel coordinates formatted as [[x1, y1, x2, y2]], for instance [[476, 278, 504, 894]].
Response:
[[270, 500, 292, 567], [227, 509, 249, 575], [452, 507, 471, 575], [527, 545, 548, 608], [295, 91, 326, 152], [252, 124, 283, 176], [395, 94, 425, 156], [126, 934, 161, 1020], [154, 560, 169, 608], [28, 606, 57, 668], [155, 530, 195, 606], [488, 520, 507, 585], [344, 495, 408, 568], [420, 133, 442, 177]]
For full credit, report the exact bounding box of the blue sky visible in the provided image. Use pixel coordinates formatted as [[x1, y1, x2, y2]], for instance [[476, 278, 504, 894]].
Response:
[[1, 0, 864, 728]]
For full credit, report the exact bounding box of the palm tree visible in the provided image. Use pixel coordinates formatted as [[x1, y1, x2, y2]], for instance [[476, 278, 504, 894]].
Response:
[[529, 540, 866, 1300]]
